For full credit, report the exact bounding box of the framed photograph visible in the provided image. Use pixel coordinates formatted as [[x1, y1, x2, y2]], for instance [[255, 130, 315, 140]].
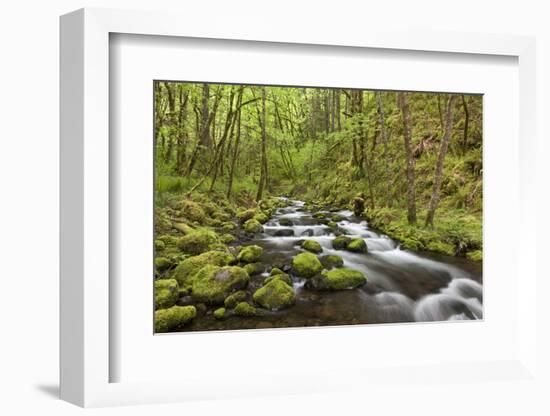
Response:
[[60, 8, 538, 408]]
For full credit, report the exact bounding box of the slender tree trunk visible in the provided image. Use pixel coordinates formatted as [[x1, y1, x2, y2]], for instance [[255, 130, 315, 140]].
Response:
[[336, 89, 341, 131], [426, 95, 457, 227], [461, 94, 469, 153], [226, 106, 242, 199], [256, 87, 268, 201], [398, 92, 417, 225], [376, 92, 392, 207]]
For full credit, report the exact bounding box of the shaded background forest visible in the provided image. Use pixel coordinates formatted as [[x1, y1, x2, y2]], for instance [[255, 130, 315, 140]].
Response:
[[155, 81, 482, 259]]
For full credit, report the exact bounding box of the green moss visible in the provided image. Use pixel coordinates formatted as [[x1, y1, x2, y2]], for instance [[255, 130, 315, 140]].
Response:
[[192, 265, 250, 304], [243, 218, 263, 234], [237, 245, 263, 263], [177, 228, 220, 255], [312, 212, 326, 219], [320, 254, 344, 269], [253, 212, 269, 224], [224, 290, 248, 308], [154, 279, 180, 309], [331, 214, 345, 222], [234, 301, 260, 317], [347, 238, 367, 253], [243, 262, 264, 276], [213, 307, 226, 320], [332, 235, 352, 250], [264, 273, 292, 286], [221, 221, 237, 232], [155, 305, 196, 332], [173, 222, 195, 235], [291, 252, 323, 278], [220, 234, 237, 244], [317, 268, 367, 290], [466, 250, 483, 261], [154, 239, 166, 251], [269, 267, 284, 276], [236, 208, 257, 223], [253, 278, 296, 310], [426, 241, 456, 256], [178, 199, 206, 224], [327, 221, 338, 228], [173, 250, 234, 287], [154, 257, 172, 272], [301, 240, 323, 254]]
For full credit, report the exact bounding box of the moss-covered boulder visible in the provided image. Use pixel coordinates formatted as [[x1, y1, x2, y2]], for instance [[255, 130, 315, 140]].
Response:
[[224, 290, 248, 308], [347, 238, 367, 253], [269, 267, 284, 276], [154, 257, 172, 272], [279, 218, 293, 226], [234, 301, 260, 317], [263, 273, 292, 286], [301, 240, 323, 254], [177, 229, 220, 255], [221, 221, 237, 232], [243, 218, 263, 234], [154, 239, 166, 251], [320, 254, 344, 269], [332, 235, 352, 250], [220, 234, 237, 244], [237, 208, 257, 223], [192, 265, 250, 304], [253, 212, 269, 224], [154, 279, 180, 309], [155, 305, 196, 332], [312, 212, 326, 220], [243, 262, 264, 276], [178, 199, 206, 224], [213, 307, 226, 320], [291, 252, 323, 278], [237, 245, 263, 263], [173, 250, 234, 287], [253, 278, 296, 310], [313, 268, 367, 291]]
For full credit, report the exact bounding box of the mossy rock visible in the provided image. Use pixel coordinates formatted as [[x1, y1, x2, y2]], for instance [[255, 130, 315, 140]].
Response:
[[327, 221, 338, 229], [347, 238, 367, 253], [243, 262, 264, 276], [301, 240, 323, 254], [466, 250, 483, 262], [173, 222, 195, 235], [426, 241, 456, 256], [253, 278, 296, 311], [264, 273, 292, 286], [237, 245, 263, 263], [154, 257, 172, 272], [192, 265, 250, 304], [173, 250, 234, 287], [154, 279, 180, 309], [243, 218, 264, 234], [279, 218, 293, 226], [313, 268, 367, 291], [177, 229, 220, 255], [213, 307, 226, 320], [291, 252, 323, 278], [312, 212, 326, 220], [221, 221, 237, 232], [154, 239, 166, 251], [234, 301, 260, 317], [331, 214, 345, 222], [253, 212, 269, 224], [178, 199, 206, 224], [155, 305, 196, 332], [332, 235, 352, 250], [320, 254, 344, 269], [224, 290, 248, 308], [236, 208, 257, 223], [220, 234, 237, 244], [269, 267, 284, 276]]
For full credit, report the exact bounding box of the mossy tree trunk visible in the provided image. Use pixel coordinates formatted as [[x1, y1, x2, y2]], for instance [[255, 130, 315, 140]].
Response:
[[398, 92, 417, 225], [256, 86, 268, 202]]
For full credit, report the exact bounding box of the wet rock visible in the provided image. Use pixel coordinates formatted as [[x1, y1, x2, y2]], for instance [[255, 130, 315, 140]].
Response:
[[243, 218, 264, 234], [269, 267, 284, 276], [243, 262, 264, 276], [253, 278, 296, 310], [191, 265, 250, 304], [320, 254, 344, 269], [278, 218, 294, 226], [347, 238, 367, 253], [274, 229, 294, 237], [234, 301, 261, 317], [332, 235, 352, 250], [263, 273, 292, 286], [301, 229, 314, 237], [224, 290, 248, 308], [301, 240, 323, 254], [309, 268, 367, 291], [291, 252, 323, 278], [237, 245, 263, 263]]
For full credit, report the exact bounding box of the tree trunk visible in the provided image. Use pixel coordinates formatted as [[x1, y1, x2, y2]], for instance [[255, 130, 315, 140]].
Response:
[[256, 87, 268, 201], [426, 95, 457, 227], [398, 92, 417, 225], [461, 94, 469, 153], [376, 92, 392, 207]]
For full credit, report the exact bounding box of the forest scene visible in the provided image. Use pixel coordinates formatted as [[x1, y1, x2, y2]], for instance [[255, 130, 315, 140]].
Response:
[[153, 81, 483, 333]]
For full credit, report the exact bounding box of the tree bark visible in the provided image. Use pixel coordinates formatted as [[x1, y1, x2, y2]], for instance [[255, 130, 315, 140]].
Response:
[[398, 92, 417, 225], [256, 87, 268, 201], [461, 94, 469, 153], [376, 91, 392, 207], [426, 95, 457, 227]]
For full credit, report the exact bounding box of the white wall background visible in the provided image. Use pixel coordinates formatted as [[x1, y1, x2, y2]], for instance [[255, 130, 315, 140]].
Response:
[[0, 0, 548, 415]]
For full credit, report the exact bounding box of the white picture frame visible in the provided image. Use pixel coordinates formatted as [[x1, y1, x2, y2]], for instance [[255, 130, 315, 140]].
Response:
[[60, 7, 538, 408]]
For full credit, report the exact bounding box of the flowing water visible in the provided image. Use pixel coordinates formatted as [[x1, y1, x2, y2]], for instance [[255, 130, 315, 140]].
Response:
[[186, 198, 483, 331]]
